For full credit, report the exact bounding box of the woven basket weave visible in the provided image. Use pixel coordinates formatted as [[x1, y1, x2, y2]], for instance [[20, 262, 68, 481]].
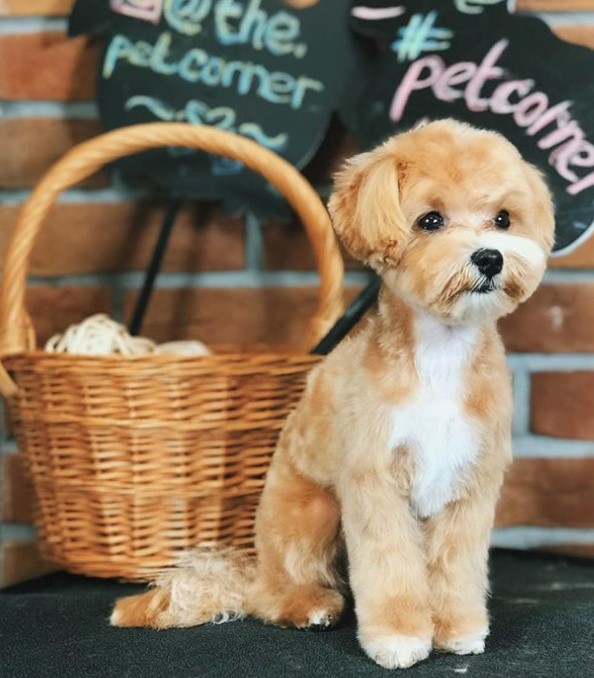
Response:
[[0, 123, 344, 581]]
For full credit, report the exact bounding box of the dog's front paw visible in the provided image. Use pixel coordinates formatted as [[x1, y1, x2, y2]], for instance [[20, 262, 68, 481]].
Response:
[[435, 627, 488, 656], [361, 634, 432, 669], [306, 607, 339, 631]]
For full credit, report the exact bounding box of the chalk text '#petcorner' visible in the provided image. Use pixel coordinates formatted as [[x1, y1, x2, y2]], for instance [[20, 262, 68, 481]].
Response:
[[391, 39, 594, 196]]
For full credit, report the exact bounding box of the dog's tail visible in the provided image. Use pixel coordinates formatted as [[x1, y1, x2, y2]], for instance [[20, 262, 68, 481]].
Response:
[[110, 547, 256, 628]]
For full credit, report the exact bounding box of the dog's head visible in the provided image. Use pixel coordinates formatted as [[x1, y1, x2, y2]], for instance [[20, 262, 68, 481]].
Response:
[[328, 119, 555, 324]]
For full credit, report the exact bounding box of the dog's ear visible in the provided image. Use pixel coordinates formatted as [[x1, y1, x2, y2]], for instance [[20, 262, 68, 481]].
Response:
[[328, 144, 408, 269], [522, 162, 556, 253]]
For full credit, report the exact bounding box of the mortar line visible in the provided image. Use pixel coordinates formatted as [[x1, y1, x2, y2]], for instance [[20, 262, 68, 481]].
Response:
[[26, 270, 372, 289], [512, 435, 594, 458], [535, 12, 594, 26], [244, 212, 264, 273], [492, 526, 594, 548], [512, 367, 531, 436], [543, 269, 594, 283], [0, 17, 67, 34], [508, 354, 594, 370], [0, 101, 98, 119], [1, 523, 37, 541]]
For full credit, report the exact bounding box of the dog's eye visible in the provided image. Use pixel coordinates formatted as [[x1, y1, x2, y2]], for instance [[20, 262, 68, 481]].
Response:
[[417, 211, 444, 231], [494, 210, 511, 229]]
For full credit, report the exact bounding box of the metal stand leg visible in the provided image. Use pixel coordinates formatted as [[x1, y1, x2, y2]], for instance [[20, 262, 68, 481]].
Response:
[[310, 273, 381, 355], [129, 198, 184, 336]]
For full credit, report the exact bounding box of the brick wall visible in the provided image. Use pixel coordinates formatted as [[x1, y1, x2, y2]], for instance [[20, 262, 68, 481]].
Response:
[[1, 0, 594, 586]]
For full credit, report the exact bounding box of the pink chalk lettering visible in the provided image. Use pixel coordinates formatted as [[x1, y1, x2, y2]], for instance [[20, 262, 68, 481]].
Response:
[[464, 39, 507, 112], [568, 170, 594, 195], [549, 139, 594, 183], [433, 62, 477, 101], [538, 120, 583, 151], [390, 38, 594, 196], [111, 0, 163, 24], [490, 79, 534, 114], [549, 140, 583, 182], [558, 141, 594, 170], [390, 55, 444, 122], [513, 92, 549, 127], [526, 101, 572, 137]]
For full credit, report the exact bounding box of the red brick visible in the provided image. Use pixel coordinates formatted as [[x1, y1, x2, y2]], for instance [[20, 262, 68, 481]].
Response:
[[0, 203, 245, 275], [2, 541, 55, 587], [549, 239, 594, 269], [499, 284, 594, 353], [518, 0, 594, 10], [3, 454, 34, 523], [531, 372, 594, 440], [124, 286, 359, 350], [496, 457, 594, 527], [554, 26, 594, 50], [262, 218, 360, 271], [0, 0, 73, 15], [26, 286, 112, 348], [0, 118, 105, 189], [0, 33, 99, 101]]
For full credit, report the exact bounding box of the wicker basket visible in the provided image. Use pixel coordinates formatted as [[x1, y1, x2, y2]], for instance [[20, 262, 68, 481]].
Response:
[[0, 123, 344, 581]]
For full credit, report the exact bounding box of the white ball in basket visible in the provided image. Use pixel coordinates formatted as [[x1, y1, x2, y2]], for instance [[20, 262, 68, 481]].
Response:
[[44, 314, 211, 358], [45, 314, 155, 356], [155, 341, 211, 357]]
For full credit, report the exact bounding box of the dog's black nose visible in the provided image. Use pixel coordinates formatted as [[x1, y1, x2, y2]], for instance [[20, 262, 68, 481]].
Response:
[[471, 248, 503, 278]]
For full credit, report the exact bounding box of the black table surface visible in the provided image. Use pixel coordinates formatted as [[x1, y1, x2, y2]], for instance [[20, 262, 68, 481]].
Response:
[[1, 549, 593, 678]]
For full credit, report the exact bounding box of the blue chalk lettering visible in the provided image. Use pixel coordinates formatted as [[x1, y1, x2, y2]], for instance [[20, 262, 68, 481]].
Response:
[[149, 32, 178, 76], [163, 0, 212, 36], [201, 56, 226, 86], [129, 40, 153, 68], [290, 77, 324, 109], [261, 71, 296, 105], [103, 34, 134, 78], [237, 62, 269, 96], [264, 12, 301, 57], [215, 0, 244, 45], [108, 31, 324, 110], [178, 47, 208, 81]]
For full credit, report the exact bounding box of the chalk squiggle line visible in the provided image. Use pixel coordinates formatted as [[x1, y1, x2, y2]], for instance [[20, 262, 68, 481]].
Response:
[[125, 95, 177, 120], [125, 96, 288, 152], [351, 5, 405, 20], [238, 123, 287, 151], [455, 0, 505, 15]]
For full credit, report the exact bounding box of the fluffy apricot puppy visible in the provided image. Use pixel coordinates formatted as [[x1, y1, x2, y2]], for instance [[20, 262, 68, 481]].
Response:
[[111, 119, 554, 669]]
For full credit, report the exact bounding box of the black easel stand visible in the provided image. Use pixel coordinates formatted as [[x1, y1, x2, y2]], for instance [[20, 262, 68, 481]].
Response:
[[310, 273, 381, 355], [129, 197, 184, 336], [129, 200, 381, 349]]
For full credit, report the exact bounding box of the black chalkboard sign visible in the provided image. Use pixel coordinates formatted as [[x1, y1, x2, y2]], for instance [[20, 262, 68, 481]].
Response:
[[344, 0, 594, 255], [69, 0, 364, 214]]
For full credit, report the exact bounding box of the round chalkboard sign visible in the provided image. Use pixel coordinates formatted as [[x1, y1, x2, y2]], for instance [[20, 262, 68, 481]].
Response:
[[69, 0, 364, 214], [343, 0, 594, 255]]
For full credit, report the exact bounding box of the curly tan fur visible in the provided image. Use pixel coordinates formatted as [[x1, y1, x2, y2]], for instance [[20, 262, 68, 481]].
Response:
[[111, 120, 554, 669]]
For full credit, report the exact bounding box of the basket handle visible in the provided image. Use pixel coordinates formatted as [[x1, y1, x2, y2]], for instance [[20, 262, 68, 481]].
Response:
[[0, 123, 344, 397]]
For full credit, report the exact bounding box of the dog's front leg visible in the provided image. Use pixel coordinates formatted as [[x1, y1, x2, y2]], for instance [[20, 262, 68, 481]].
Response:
[[339, 472, 433, 669], [425, 485, 501, 656]]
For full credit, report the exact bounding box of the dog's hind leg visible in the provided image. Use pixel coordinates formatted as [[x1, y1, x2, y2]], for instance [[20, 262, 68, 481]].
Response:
[[244, 430, 345, 630]]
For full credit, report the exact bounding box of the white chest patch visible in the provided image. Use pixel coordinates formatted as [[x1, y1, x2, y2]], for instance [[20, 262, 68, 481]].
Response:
[[390, 314, 480, 518]]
